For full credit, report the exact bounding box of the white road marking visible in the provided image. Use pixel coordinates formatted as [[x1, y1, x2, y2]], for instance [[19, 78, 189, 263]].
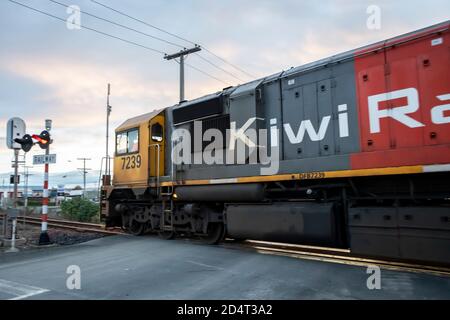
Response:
[[186, 260, 225, 271], [0, 279, 49, 300]]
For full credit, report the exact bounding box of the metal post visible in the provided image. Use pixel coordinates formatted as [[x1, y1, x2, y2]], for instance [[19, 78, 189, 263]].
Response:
[[13, 149, 19, 208], [24, 167, 29, 210], [7, 149, 20, 252], [8, 219, 18, 252], [83, 160, 86, 197], [106, 84, 111, 177], [179, 54, 185, 102], [39, 119, 52, 245], [164, 46, 201, 102]]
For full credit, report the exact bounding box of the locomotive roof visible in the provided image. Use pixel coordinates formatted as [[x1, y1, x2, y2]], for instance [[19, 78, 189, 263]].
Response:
[[173, 20, 449, 109], [116, 108, 163, 132], [282, 20, 449, 78]]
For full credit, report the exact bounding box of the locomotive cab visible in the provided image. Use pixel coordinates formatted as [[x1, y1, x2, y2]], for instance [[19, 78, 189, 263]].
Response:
[[100, 109, 166, 226], [113, 109, 165, 187]]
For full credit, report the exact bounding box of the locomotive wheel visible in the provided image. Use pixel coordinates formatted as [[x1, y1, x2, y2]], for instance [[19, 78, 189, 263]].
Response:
[[158, 230, 175, 240], [200, 223, 225, 245], [128, 220, 146, 236]]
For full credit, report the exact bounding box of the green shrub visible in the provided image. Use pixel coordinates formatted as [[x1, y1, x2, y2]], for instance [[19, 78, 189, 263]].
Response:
[[60, 197, 99, 222]]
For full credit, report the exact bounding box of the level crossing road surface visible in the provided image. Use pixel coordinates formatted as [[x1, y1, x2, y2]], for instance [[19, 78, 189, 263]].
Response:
[[0, 235, 449, 299]]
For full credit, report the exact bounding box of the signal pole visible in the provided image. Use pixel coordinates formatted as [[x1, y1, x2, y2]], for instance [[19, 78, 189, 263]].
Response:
[[164, 45, 201, 102], [77, 158, 91, 198], [39, 119, 52, 245], [12, 150, 19, 209], [7, 149, 20, 252]]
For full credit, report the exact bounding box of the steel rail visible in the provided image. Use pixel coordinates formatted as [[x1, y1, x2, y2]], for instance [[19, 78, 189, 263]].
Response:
[[223, 240, 450, 278], [23, 216, 124, 235]]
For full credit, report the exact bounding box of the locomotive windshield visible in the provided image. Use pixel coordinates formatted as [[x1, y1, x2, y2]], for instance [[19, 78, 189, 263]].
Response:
[[116, 128, 139, 155]]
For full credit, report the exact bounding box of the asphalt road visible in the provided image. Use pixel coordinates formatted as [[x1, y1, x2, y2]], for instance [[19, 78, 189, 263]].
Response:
[[0, 235, 449, 300]]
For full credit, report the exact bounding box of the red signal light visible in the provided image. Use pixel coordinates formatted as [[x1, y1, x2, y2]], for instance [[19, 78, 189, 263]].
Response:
[[32, 134, 48, 144], [32, 131, 51, 149]]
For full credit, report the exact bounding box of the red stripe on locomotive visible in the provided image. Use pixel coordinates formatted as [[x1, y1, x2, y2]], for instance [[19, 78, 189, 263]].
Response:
[[352, 22, 450, 169]]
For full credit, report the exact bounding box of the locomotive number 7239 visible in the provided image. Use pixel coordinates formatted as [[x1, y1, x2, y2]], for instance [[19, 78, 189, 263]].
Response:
[[121, 155, 142, 170]]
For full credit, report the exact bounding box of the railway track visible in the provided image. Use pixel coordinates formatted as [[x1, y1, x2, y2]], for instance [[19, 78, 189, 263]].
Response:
[[223, 240, 450, 278], [22, 216, 124, 235]]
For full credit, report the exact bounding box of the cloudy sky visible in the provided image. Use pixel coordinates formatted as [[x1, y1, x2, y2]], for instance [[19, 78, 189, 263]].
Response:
[[0, 0, 449, 176]]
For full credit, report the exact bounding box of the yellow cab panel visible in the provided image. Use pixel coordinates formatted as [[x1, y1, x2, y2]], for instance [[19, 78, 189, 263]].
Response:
[[148, 114, 165, 178], [113, 109, 164, 187]]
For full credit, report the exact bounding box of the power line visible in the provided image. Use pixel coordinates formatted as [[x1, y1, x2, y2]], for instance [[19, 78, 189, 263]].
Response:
[[186, 62, 230, 86], [91, 0, 197, 47], [194, 53, 244, 82], [7, 0, 230, 86], [182, 60, 232, 87], [201, 47, 257, 79], [7, 0, 166, 55], [89, 0, 246, 81], [51, 0, 241, 83], [48, 0, 185, 49], [90, 0, 256, 79]]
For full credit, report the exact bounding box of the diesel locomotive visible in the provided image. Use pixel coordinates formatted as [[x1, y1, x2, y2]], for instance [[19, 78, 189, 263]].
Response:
[[101, 21, 450, 264]]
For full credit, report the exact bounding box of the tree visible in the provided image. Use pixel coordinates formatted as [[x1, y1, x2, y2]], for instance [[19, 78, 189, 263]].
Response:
[[60, 197, 99, 222]]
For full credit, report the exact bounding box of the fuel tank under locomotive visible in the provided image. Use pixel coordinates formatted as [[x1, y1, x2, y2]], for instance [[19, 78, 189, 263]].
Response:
[[225, 202, 345, 248]]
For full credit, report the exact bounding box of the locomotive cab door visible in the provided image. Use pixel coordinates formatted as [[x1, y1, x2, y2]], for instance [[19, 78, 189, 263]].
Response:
[[148, 113, 165, 181]]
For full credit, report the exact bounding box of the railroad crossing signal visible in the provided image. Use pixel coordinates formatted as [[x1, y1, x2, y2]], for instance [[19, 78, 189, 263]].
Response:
[[32, 130, 51, 149], [14, 130, 52, 152], [4, 117, 55, 248], [14, 134, 33, 152]]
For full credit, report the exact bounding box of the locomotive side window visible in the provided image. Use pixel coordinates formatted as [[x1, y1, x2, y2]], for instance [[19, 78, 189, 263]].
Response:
[[151, 123, 163, 142], [128, 129, 139, 152], [116, 128, 139, 155], [116, 132, 128, 155]]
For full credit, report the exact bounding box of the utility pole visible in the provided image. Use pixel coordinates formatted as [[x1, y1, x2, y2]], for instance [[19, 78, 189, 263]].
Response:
[[105, 83, 112, 177], [164, 45, 201, 102], [23, 166, 33, 211], [77, 158, 91, 198]]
